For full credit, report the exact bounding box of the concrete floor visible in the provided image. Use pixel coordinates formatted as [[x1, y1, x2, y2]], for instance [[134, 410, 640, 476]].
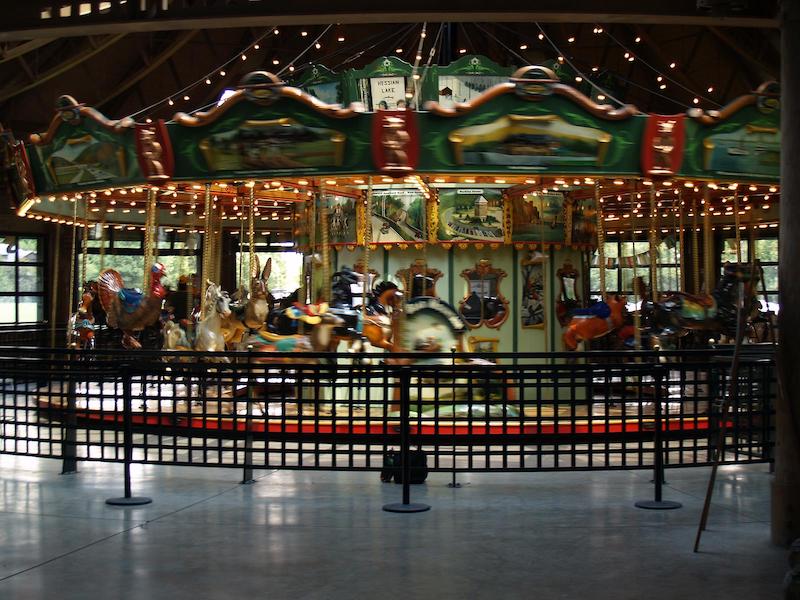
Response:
[[0, 456, 786, 600]]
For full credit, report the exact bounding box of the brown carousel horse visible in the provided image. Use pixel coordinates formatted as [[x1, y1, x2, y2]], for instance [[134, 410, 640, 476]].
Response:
[[67, 286, 97, 350], [360, 281, 404, 351], [562, 294, 628, 351]]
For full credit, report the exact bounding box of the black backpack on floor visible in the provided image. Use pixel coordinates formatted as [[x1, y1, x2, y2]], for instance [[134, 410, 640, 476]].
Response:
[[380, 448, 428, 484]]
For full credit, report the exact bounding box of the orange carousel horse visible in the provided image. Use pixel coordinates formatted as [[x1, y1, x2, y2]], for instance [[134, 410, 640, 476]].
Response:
[[562, 294, 627, 351]]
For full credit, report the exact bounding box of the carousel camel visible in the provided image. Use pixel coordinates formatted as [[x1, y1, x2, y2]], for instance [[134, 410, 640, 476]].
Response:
[[562, 294, 627, 351]]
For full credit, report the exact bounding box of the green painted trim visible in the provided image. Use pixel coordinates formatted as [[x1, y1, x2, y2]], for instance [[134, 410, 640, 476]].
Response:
[[447, 247, 454, 306], [512, 246, 519, 364]]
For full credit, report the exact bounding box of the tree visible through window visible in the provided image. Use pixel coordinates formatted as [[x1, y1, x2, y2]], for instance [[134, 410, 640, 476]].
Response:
[[0, 235, 45, 324]]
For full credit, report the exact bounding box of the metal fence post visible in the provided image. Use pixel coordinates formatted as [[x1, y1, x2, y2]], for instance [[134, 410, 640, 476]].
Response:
[[383, 366, 430, 513], [106, 363, 152, 506], [241, 347, 255, 484], [636, 364, 682, 510], [60, 350, 78, 474], [448, 347, 461, 489]]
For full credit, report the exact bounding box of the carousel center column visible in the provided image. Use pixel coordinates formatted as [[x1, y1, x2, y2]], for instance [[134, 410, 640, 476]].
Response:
[[775, 0, 800, 547]]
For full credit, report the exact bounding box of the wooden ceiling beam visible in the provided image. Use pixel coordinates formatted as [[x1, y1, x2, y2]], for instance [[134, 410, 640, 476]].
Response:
[[97, 31, 198, 109], [708, 26, 778, 81], [0, 34, 126, 103], [0, 38, 55, 66]]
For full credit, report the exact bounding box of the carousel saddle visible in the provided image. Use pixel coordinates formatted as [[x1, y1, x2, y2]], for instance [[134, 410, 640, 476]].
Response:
[[117, 288, 144, 312], [665, 293, 717, 321]]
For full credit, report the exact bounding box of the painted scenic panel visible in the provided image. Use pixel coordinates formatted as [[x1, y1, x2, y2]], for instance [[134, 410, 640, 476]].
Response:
[[370, 189, 426, 243], [449, 114, 612, 168], [437, 188, 504, 242], [199, 118, 345, 171], [318, 195, 357, 244], [511, 192, 565, 243], [38, 135, 127, 186]]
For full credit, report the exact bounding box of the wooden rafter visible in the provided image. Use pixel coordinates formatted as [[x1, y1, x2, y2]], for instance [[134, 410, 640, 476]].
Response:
[[0, 34, 126, 103], [0, 38, 55, 65], [708, 26, 778, 82], [97, 31, 198, 109]]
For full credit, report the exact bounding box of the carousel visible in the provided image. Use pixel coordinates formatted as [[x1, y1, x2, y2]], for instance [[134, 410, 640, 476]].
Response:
[[1, 59, 779, 436]]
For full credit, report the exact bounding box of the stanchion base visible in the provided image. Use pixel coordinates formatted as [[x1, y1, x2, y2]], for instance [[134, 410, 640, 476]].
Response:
[[106, 496, 152, 506], [635, 500, 682, 510], [240, 479, 256, 485], [447, 482, 462, 488], [383, 502, 431, 513]]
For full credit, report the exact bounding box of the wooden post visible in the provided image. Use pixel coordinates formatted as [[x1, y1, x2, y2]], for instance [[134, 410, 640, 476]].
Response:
[[774, 0, 800, 547]]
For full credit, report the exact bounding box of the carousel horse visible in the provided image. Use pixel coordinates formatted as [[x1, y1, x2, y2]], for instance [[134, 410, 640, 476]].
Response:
[[647, 262, 761, 341], [67, 287, 97, 350], [361, 281, 403, 351], [222, 256, 273, 347], [562, 294, 628, 351], [327, 266, 371, 350], [162, 319, 192, 352], [239, 302, 344, 362], [194, 282, 232, 355]]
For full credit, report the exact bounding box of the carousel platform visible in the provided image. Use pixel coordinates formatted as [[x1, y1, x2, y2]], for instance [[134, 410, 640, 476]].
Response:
[[33, 376, 716, 437]]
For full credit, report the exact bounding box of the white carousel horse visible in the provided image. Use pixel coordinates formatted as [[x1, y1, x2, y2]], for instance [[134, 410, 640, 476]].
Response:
[[194, 281, 232, 356]]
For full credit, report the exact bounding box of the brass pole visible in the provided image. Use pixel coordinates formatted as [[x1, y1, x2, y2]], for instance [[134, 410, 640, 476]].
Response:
[[649, 188, 658, 303], [249, 185, 256, 280], [595, 182, 606, 299], [734, 188, 742, 264], [692, 197, 700, 294], [320, 187, 330, 302], [201, 183, 212, 314], [630, 190, 640, 351], [703, 185, 714, 293], [678, 191, 685, 292], [362, 177, 373, 315]]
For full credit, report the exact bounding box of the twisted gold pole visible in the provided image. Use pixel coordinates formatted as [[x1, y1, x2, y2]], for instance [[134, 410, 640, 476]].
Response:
[[80, 197, 89, 289], [595, 182, 606, 299], [201, 183, 212, 314], [692, 197, 700, 294], [362, 177, 372, 314], [249, 185, 256, 280], [649, 188, 658, 302], [734, 189, 742, 264], [320, 187, 330, 302], [703, 185, 714, 293], [678, 191, 685, 292]]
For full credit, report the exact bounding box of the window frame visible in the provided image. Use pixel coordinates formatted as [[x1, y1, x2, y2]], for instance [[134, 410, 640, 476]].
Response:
[[589, 235, 681, 300], [0, 234, 47, 325]]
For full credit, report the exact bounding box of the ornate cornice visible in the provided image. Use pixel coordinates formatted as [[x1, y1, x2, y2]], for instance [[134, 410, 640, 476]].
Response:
[[29, 95, 134, 145]]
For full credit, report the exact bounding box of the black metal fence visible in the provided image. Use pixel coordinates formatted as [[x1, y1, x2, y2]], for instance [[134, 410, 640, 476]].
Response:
[[0, 346, 774, 487]]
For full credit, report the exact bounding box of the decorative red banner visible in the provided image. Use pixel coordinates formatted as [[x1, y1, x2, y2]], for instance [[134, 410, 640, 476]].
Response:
[[371, 109, 419, 174], [641, 114, 685, 177], [135, 120, 174, 181]]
